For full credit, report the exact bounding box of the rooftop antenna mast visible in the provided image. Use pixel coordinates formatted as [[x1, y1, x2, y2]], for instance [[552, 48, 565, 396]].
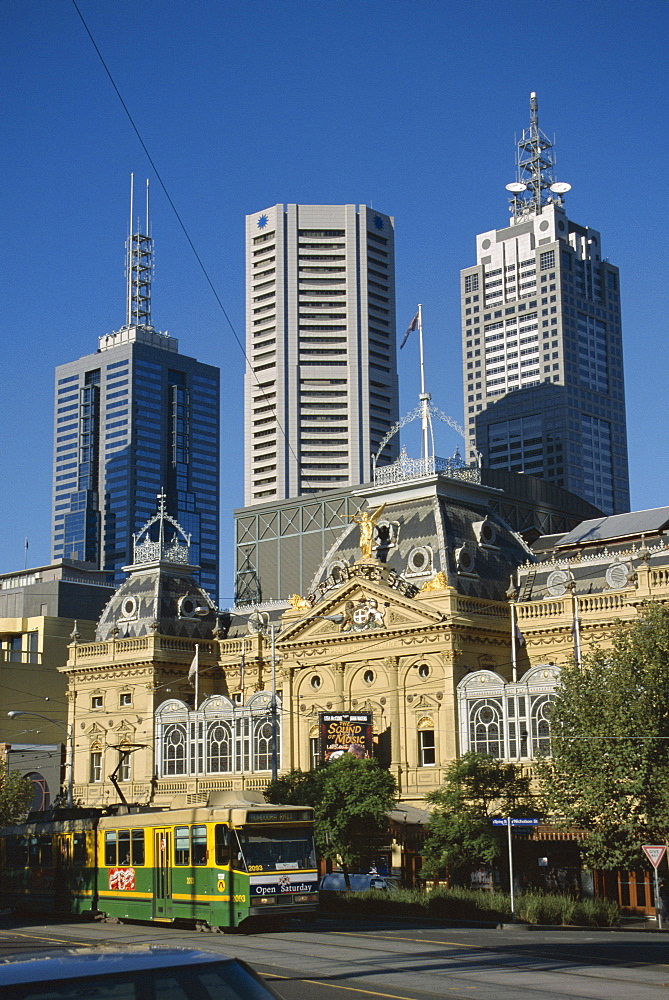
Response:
[[125, 174, 154, 328], [506, 92, 571, 221]]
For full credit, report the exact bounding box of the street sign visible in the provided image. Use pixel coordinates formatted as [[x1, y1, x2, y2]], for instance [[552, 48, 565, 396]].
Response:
[[642, 845, 667, 869], [491, 817, 540, 826]]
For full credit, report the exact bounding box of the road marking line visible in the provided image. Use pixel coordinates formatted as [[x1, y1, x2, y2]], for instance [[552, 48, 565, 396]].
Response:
[[266, 974, 477, 999], [0, 931, 94, 946], [333, 931, 481, 950]]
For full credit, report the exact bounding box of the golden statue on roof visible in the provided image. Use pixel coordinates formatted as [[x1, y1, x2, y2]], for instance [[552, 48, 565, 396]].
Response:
[[350, 503, 386, 560]]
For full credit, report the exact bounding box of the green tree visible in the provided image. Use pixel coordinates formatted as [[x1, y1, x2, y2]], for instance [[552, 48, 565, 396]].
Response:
[[0, 760, 34, 826], [266, 757, 397, 885], [265, 767, 324, 807], [421, 752, 535, 879], [538, 602, 669, 870]]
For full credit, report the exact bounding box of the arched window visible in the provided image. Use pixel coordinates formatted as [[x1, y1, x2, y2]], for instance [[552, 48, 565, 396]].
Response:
[[207, 720, 232, 773], [530, 695, 553, 757], [457, 666, 559, 763], [254, 719, 278, 772], [470, 699, 503, 757], [163, 723, 187, 775]]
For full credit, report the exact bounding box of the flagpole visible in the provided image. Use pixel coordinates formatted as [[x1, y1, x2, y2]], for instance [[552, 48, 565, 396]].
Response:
[[510, 602, 518, 682], [418, 304, 430, 463], [418, 303, 426, 397], [194, 643, 199, 708], [571, 590, 582, 667]]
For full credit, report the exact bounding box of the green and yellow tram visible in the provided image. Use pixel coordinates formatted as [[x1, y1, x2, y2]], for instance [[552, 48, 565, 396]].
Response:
[[0, 792, 318, 929], [0, 812, 99, 917]]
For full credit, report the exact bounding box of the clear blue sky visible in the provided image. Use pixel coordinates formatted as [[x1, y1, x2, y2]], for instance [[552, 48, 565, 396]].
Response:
[[2, 0, 667, 604]]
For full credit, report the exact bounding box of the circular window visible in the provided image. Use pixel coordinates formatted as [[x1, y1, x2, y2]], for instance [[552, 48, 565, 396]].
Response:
[[418, 664, 430, 679], [363, 670, 375, 685], [480, 521, 496, 545], [481, 239, 491, 250], [546, 569, 569, 597], [558, 220, 566, 231], [539, 220, 549, 231], [457, 548, 474, 572], [606, 562, 629, 590], [408, 546, 432, 576], [179, 596, 197, 618], [121, 596, 137, 619], [480, 706, 495, 724], [310, 675, 322, 690]]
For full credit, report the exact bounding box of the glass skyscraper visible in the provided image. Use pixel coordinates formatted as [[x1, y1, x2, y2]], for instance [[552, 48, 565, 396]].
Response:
[[460, 94, 630, 515], [51, 186, 220, 601]]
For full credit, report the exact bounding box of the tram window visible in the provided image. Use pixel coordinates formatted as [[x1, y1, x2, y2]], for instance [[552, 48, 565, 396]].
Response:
[[131, 829, 145, 866], [192, 826, 207, 865], [214, 824, 230, 865], [7, 835, 28, 867], [175, 826, 190, 865], [16, 837, 29, 867], [73, 833, 86, 866], [105, 831, 116, 866], [117, 829, 131, 865], [26, 835, 52, 867]]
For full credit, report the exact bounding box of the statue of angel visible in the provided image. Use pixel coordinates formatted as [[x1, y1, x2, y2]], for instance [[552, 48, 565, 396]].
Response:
[[350, 503, 386, 559]]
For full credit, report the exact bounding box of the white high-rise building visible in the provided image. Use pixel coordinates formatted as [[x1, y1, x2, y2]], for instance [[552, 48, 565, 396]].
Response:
[[460, 94, 629, 514], [244, 204, 399, 504]]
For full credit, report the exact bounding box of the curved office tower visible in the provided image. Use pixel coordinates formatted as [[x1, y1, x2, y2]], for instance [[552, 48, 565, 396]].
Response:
[[244, 204, 399, 505]]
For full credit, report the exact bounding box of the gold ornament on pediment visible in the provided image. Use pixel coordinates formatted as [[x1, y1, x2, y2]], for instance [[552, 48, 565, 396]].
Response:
[[289, 593, 314, 611], [418, 572, 449, 593]]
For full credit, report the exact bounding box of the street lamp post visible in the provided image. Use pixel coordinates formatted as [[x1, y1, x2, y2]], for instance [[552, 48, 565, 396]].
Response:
[[7, 711, 74, 809], [246, 610, 344, 782]]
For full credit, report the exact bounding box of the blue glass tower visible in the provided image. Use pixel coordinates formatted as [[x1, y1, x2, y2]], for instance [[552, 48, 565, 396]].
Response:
[[51, 180, 220, 602]]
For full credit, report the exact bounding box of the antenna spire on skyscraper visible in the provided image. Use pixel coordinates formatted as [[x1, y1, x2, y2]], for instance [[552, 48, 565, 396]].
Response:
[[505, 92, 571, 221], [125, 173, 154, 329]]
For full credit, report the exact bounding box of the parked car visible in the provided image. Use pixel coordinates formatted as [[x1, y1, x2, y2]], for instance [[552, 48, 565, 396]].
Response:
[[319, 873, 400, 892], [0, 946, 284, 1000]]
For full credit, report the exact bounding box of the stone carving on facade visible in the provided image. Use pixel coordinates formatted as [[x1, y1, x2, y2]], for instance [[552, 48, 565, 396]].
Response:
[[341, 597, 386, 632], [418, 572, 449, 593], [289, 593, 314, 611]]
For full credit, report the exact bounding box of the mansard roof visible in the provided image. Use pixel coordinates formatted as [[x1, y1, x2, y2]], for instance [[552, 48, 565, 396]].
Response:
[[307, 473, 533, 604], [96, 496, 218, 640]]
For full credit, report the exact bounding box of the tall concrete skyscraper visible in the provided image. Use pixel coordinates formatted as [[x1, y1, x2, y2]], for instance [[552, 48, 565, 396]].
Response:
[[460, 94, 629, 515], [244, 204, 399, 505], [51, 179, 220, 601]]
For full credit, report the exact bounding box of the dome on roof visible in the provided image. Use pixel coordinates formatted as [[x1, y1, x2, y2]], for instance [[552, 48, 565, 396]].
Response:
[[95, 495, 218, 640]]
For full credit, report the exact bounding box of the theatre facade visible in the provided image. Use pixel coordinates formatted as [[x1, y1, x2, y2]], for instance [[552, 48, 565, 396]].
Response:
[[60, 477, 669, 871]]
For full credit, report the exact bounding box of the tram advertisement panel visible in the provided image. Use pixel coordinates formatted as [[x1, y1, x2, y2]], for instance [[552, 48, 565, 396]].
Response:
[[319, 713, 373, 763]]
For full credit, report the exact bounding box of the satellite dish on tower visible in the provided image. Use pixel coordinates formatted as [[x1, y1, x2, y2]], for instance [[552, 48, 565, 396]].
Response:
[[247, 610, 269, 635], [506, 182, 527, 194], [550, 182, 572, 195]]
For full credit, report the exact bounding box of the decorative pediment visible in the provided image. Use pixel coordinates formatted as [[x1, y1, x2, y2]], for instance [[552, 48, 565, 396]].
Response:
[[278, 574, 445, 648]]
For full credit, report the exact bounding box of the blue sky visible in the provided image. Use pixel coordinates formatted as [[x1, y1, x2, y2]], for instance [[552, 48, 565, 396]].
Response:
[[2, 0, 668, 604]]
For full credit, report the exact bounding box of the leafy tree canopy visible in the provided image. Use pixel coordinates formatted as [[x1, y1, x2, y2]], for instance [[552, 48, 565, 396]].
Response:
[[0, 761, 34, 826], [538, 602, 669, 870], [421, 752, 535, 878], [266, 756, 397, 872]]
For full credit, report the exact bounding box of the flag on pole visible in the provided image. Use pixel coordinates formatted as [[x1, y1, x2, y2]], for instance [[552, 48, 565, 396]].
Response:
[[188, 644, 199, 684], [514, 624, 525, 647], [400, 311, 419, 349]]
